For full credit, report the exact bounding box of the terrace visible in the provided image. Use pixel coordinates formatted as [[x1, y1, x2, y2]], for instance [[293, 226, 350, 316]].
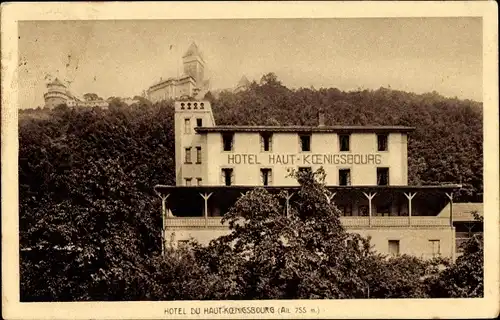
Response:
[[154, 185, 461, 229]]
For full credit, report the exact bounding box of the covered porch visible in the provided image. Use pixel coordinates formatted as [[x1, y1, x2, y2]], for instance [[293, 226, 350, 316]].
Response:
[[153, 184, 462, 229]]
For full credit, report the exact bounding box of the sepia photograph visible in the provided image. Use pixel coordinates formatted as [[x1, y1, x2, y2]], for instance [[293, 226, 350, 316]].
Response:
[[2, 2, 499, 319]]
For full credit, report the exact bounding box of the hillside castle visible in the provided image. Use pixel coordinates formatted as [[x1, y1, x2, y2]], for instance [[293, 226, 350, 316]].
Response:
[[146, 42, 250, 102], [43, 78, 110, 109], [43, 42, 250, 108]]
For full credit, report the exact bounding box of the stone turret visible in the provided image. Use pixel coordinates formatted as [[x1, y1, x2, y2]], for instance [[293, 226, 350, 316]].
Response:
[[44, 78, 71, 109]]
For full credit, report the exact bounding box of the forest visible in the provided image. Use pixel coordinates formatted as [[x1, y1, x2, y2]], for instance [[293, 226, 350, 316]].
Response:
[[19, 73, 483, 300]]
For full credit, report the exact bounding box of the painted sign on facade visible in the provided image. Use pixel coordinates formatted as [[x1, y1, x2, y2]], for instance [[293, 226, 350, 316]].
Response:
[[227, 153, 383, 166]]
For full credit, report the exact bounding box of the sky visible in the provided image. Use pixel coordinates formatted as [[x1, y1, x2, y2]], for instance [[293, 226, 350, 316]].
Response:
[[18, 18, 482, 108]]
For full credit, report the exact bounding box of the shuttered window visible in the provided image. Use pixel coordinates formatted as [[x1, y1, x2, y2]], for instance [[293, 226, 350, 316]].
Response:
[[260, 133, 273, 152], [221, 168, 234, 186], [260, 168, 272, 186]]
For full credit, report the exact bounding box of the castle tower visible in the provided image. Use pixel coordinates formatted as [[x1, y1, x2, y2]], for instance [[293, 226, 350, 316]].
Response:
[[44, 78, 71, 109], [182, 42, 205, 86], [235, 75, 250, 93]]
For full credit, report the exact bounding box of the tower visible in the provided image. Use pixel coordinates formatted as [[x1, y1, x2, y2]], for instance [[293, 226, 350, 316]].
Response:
[[174, 101, 215, 186], [182, 42, 205, 86], [44, 78, 70, 109], [235, 75, 250, 93]]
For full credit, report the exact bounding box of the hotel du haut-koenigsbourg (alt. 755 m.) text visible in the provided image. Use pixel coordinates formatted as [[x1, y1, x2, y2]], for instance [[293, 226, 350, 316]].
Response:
[[153, 99, 481, 260]]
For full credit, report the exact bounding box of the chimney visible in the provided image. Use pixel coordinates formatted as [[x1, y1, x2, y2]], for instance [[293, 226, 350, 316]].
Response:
[[318, 108, 325, 127]]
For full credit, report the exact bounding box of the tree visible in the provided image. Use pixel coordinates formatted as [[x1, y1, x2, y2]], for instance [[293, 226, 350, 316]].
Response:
[[19, 102, 176, 301], [83, 93, 100, 101], [192, 168, 375, 299], [426, 212, 483, 297], [259, 72, 281, 86], [20, 157, 161, 301]]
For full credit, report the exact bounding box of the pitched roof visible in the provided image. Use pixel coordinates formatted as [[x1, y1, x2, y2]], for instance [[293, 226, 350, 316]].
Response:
[[49, 77, 65, 87], [438, 202, 483, 221], [236, 75, 250, 88], [183, 42, 203, 60]]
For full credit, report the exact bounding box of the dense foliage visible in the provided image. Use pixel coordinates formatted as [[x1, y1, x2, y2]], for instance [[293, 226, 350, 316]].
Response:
[[19, 73, 483, 301]]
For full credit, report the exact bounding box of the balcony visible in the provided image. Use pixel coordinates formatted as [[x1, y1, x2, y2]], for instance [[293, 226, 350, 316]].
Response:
[[164, 216, 451, 229]]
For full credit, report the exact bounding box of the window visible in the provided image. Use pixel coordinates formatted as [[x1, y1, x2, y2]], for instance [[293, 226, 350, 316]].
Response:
[[196, 146, 202, 164], [339, 169, 351, 186], [376, 203, 392, 216], [299, 134, 311, 152], [184, 147, 192, 163], [222, 133, 234, 151], [388, 240, 400, 256], [339, 134, 350, 152], [178, 240, 189, 248], [298, 166, 312, 174], [359, 205, 369, 216], [222, 168, 234, 186], [429, 240, 441, 257], [260, 168, 272, 186], [339, 204, 353, 216], [377, 167, 389, 186], [185, 178, 192, 186], [196, 118, 203, 127], [184, 118, 191, 134], [344, 204, 353, 216], [196, 178, 202, 186], [377, 134, 388, 151], [260, 133, 273, 152]]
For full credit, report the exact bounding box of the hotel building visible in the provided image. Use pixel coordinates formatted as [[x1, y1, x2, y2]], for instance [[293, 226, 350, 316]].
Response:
[[154, 100, 464, 260]]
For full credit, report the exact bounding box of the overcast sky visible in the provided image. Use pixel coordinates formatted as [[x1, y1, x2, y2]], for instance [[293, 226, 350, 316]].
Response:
[[18, 18, 482, 108]]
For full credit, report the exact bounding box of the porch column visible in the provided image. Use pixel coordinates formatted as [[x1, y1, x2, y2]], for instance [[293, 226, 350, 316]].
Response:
[[325, 191, 336, 204], [200, 192, 213, 228], [284, 191, 294, 217], [445, 192, 455, 261], [445, 192, 454, 227], [404, 192, 417, 226], [159, 194, 170, 256], [363, 192, 377, 227]]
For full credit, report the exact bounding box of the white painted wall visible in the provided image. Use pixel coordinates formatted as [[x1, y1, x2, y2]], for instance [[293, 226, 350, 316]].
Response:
[[198, 131, 408, 186], [165, 226, 455, 259]]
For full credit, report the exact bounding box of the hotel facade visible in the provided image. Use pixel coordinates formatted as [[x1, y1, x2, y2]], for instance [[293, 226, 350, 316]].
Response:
[[154, 100, 463, 260]]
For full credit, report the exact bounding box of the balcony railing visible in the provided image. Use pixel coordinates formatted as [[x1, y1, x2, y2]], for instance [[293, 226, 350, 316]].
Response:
[[341, 216, 450, 227], [164, 216, 451, 229], [165, 217, 230, 228]]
